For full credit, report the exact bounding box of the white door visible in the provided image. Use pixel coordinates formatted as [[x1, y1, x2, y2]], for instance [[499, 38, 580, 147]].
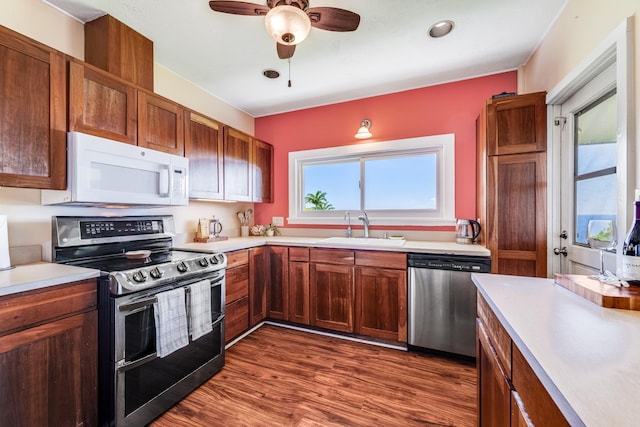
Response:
[[554, 64, 618, 275]]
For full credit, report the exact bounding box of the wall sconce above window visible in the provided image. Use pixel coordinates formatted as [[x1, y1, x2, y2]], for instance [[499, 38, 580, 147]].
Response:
[[355, 119, 372, 139]]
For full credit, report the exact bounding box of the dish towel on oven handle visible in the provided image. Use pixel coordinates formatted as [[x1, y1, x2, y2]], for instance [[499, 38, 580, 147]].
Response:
[[190, 279, 213, 340], [154, 287, 189, 358]]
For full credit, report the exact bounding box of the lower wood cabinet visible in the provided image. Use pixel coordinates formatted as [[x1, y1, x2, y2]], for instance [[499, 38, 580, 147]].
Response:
[[0, 279, 97, 427], [224, 250, 249, 343], [249, 247, 269, 327], [267, 246, 289, 320], [477, 293, 569, 427], [288, 247, 310, 325], [310, 261, 355, 333]]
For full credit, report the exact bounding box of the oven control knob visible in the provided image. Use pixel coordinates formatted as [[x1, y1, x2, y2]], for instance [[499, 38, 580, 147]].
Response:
[[210, 256, 219, 264], [177, 261, 189, 273], [198, 257, 209, 267], [132, 270, 148, 283], [149, 267, 163, 279]]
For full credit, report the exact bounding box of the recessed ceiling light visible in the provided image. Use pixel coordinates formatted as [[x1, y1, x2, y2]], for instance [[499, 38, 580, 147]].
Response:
[[428, 20, 455, 38], [263, 69, 280, 79]]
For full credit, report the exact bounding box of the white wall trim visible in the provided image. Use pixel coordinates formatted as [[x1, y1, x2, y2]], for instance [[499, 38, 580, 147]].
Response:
[[546, 17, 635, 276]]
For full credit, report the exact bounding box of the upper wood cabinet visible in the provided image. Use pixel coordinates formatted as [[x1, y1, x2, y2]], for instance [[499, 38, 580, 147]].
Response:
[[223, 126, 253, 201], [84, 14, 154, 91], [477, 92, 547, 277], [68, 60, 137, 145], [184, 111, 224, 199], [486, 92, 546, 156], [137, 91, 184, 155], [253, 139, 274, 203], [0, 25, 66, 189]]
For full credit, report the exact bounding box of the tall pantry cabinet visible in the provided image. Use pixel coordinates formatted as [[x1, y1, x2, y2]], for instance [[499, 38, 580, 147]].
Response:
[[477, 92, 547, 277]]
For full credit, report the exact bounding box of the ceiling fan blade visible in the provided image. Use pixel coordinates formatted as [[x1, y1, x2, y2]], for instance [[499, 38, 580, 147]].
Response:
[[277, 43, 295, 60], [209, 1, 270, 16], [307, 7, 360, 32]]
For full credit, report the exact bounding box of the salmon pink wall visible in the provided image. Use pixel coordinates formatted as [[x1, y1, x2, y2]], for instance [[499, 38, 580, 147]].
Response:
[[254, 72, 517, 230]]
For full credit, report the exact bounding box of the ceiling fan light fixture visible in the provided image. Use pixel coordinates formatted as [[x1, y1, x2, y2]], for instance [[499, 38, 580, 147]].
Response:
[[265, 5, 311, 46], [428, 20, 455, 38], [355, 119, 372, 139]]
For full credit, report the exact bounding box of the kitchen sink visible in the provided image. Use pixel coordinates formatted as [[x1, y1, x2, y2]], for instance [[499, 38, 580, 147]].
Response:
[[319, 237, 406, 247]]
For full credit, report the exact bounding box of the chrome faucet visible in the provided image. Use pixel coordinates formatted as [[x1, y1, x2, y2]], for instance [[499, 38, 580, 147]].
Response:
[[344, 212, 352, 238], [358, 211, 370, 238]]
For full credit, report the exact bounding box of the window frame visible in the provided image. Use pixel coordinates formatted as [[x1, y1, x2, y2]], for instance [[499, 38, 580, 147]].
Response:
[[288, 133, 456, 226]]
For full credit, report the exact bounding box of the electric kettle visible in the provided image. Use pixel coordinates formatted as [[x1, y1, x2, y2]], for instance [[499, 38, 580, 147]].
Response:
[[456, 219, 481, 244]]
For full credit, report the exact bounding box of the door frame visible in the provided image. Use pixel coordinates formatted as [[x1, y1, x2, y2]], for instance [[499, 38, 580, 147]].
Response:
[[547, 17, 635, 276]]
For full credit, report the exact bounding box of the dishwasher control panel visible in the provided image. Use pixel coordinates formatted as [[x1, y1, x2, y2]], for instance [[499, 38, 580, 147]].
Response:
[[407, 254, 491, 272]]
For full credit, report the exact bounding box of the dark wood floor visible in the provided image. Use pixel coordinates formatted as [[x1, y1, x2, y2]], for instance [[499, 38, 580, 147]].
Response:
[[151, 325, 477, 426]]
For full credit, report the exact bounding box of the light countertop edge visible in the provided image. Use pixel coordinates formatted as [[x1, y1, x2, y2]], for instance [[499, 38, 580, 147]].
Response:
[[472, 273, 640, 427], [175, 236, 491, 256], [0, 262, 102, 297]]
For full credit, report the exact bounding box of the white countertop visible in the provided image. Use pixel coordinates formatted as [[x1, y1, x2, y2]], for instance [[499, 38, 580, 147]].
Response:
[[175, 236, 491, 256], [0, 262, 101, 297], [472, 273, 640, 427]]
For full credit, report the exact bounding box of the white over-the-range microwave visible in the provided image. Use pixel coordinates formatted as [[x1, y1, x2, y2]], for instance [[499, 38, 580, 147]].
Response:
[[42, 132, 189, 207]]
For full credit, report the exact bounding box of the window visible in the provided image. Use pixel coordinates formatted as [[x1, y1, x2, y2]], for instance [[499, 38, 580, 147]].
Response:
[[574, 90, 617, 245], [288, 134, 455, 226]]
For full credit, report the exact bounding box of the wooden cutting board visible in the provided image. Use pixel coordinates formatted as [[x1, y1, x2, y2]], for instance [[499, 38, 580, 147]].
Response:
[[554, 274, 640, 311]]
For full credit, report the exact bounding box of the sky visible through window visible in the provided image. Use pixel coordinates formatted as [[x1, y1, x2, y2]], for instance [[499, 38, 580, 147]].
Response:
[[303, 154, 437, 211]]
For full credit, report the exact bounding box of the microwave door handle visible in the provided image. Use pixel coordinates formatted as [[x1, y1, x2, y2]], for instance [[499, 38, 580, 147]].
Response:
[[159, 165, 170, 197]]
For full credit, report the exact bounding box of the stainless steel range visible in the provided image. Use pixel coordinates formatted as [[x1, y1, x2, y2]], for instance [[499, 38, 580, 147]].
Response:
[[52, 215, 226, 427]]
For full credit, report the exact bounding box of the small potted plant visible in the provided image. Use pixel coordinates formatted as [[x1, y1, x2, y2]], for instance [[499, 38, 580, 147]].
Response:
[[263, 224, 280, 237]]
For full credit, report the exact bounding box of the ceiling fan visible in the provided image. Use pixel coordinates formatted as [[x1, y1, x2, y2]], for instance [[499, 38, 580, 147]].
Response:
[[209, 0, 361, 59]]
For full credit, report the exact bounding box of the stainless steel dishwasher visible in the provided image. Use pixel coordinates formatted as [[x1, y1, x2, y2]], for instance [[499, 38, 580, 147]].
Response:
[[408, 253, 491, 358]]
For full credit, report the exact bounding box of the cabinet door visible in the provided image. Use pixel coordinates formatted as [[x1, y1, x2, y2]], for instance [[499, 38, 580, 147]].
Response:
[[223, 126, 253, 201], [137, 91, 184, 155], [0, 26, 66, 189], [487, 92, 546, 156], [0, 310, 97, 427], [355, 266, 407, 342], [511, 391, 534, 427], [249, 247, 269, 326], [487, 152, 547, 277], [268, 247, 289, 320], [184, 111, 224, 199], [310, 263, 355, 332], [289, 261, 310, 324], [68, 61, 137, 145], [477, 319, 512, 427], [253, 139, 274, 203]]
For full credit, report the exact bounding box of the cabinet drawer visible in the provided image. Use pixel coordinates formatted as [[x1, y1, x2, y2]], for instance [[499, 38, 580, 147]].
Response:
[[512, 344, 570, 426], [310, 248, 354, 265], [477, 293, 512, 377], [226, 265, 249, 304], [0, 280, 97, 336], [225, 296, 249, 342], [226, 249, 249, 268], [289, 247, 310, 262], [355, 250, 406, 269]]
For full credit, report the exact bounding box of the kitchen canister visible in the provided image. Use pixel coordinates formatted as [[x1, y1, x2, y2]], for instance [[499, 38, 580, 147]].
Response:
[[0, 215, 13, 270]]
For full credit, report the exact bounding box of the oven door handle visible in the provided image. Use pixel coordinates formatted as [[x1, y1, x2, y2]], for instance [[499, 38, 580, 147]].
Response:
[[118, 274, 224, 312], [116, 352, 157, 372]]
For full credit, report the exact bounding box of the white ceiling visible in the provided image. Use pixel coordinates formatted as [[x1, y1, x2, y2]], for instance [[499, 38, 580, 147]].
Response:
[[43, 0, 568, 117]]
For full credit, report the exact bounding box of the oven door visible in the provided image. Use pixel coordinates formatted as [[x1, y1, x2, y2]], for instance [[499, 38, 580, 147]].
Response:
[[113, 271, 225, 426]]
